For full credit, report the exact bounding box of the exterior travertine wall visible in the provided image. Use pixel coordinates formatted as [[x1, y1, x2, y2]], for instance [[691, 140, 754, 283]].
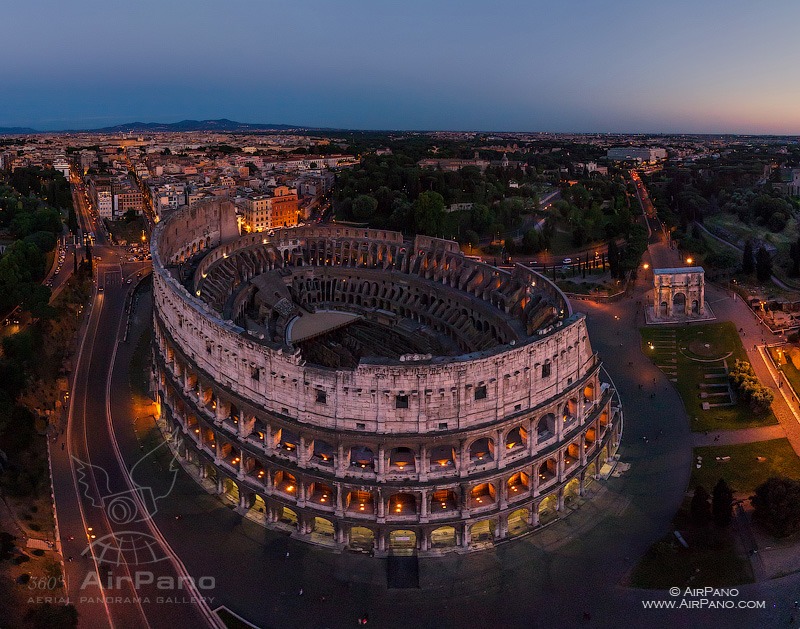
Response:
[[150, 199, 623, 554]]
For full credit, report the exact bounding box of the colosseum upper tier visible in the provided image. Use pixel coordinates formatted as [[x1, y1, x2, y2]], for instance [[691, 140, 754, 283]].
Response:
[[151, 198, 622, 553]]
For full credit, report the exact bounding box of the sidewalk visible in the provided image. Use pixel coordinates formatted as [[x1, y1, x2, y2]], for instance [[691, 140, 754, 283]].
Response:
[[692, 424, 786, 447]]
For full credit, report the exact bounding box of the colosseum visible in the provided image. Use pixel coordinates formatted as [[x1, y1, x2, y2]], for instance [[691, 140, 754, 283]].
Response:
[[150, 198, 623, 554]]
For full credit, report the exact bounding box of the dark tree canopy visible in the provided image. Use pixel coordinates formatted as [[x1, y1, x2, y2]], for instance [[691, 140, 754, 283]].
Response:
[[751, 476, 800, 537]]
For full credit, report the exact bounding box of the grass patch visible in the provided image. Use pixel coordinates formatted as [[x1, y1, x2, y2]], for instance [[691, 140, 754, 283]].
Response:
[[769, 346, 800, 397], [691, 438, 800, 495], [640, 321, 777, 431], [630, 499, 753, 588]]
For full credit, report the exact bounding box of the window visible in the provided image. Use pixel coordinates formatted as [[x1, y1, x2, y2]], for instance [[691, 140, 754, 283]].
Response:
[[316, 390, 327, 405], [475, 385, 487, 401], [514, 404, 522, 412], [542, 362, 551, 378], [438, 422, 448, 430], [395, 395, 409, 409], [356, 422, 366, 430], [251, 367, 260, 381]]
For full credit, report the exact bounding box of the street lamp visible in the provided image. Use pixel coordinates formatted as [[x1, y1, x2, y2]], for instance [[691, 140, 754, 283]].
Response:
[[686, 257, 693, 265]]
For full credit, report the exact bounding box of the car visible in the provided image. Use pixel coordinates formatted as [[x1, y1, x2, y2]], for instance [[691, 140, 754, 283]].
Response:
[[127, 279, 132, 284], [562, 258, 572, 264]]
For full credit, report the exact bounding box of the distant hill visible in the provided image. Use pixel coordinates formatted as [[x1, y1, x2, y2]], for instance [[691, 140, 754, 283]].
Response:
[[91, 118, 308, 133], [0, 126, 37, 134]]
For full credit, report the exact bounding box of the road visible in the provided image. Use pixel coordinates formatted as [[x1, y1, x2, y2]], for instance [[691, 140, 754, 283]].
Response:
[[47, 173, 216, 628]]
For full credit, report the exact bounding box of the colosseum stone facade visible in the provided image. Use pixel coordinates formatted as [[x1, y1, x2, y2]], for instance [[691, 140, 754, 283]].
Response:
[[151, 198, 623, 554]]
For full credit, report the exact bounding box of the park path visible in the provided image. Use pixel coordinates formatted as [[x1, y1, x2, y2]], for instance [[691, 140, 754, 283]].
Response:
[[691, 424, 786, 447]]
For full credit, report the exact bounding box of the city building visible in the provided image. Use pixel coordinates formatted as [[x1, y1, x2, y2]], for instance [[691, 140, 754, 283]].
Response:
[[606, 147, 667, 162], [150, 199, 623, 555], [243, 186, 299, 232]]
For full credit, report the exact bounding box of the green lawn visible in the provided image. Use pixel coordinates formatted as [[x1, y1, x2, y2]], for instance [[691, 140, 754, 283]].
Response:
[[768, 346, 800, 398], [691, 438, 800, 495], [641, 322, 777, 431], [630, 500, 753, 588]]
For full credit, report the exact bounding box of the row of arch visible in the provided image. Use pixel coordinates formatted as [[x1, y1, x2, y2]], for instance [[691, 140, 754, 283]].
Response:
[[176, 447, 604, 553], [158, 349, 608, 483]]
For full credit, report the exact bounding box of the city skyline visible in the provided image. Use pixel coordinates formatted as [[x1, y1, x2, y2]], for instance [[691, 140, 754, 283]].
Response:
[[4, 0, 800, 134]]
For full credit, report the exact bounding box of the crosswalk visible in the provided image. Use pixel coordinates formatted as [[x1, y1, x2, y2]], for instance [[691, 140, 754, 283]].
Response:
[[100, 266, 123, 289]]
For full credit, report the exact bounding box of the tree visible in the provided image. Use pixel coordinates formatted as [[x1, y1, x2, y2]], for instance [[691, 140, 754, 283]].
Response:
[[712, 478, 733, 526], [352, 195, 378, 220], [751, 476, 800, 537], [607, 239, 620, 278], [789, 237, 800, 277], [412, 191, 445, 236], [755, 247, 772, 282], [742, 240, 754, 274], [690, 485, 711, 525]]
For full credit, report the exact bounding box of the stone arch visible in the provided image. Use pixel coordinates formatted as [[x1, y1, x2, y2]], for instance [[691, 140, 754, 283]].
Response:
[[279, 506, 298, 526], [565, 441, 581, 468], [388, 492, 416, 516], [505, 425, 528, 453], [539, 494, 557, 515], [388, 446, 416, 472], [469, 482, 496, 508], [430, 488, 458, 514], [346, 490, 374, 515], [251, 494, 267, 517], [582, 382, 595, 405], [469, 519, 494, 542], [308, 482, 334, 506], [222, 477, 239, 503], [564, 477, 581, 500], [349, 445, 375, 470], [562, 398, 578, 425], [311, 439, 335, 466], [349, 526, 375, 551], [429, 444, 456, 470], [312, 517, 335, 538], [273, 471, 297, 497], [538, 458, 557, 483], [388, 529, 416, 551], [469, 437, 495, 464], [430, 526, 458, 548], [276, 427, 299, 454], [672, 292, 687, 315], [537, 413, 556, 442], [508, 507, 530, 536], [507, 471, 530, 495]]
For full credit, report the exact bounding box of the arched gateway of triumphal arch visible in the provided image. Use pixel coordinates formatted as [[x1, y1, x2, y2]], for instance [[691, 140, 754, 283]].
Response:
[[648, 266, 714, 323]]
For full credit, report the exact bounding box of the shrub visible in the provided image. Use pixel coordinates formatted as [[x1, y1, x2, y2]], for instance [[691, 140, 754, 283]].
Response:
[[728, 359, 773, 414], [751, 476, 800, 537]]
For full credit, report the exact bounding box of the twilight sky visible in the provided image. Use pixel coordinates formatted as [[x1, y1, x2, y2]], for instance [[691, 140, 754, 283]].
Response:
[[4, 0, 800, 133]]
